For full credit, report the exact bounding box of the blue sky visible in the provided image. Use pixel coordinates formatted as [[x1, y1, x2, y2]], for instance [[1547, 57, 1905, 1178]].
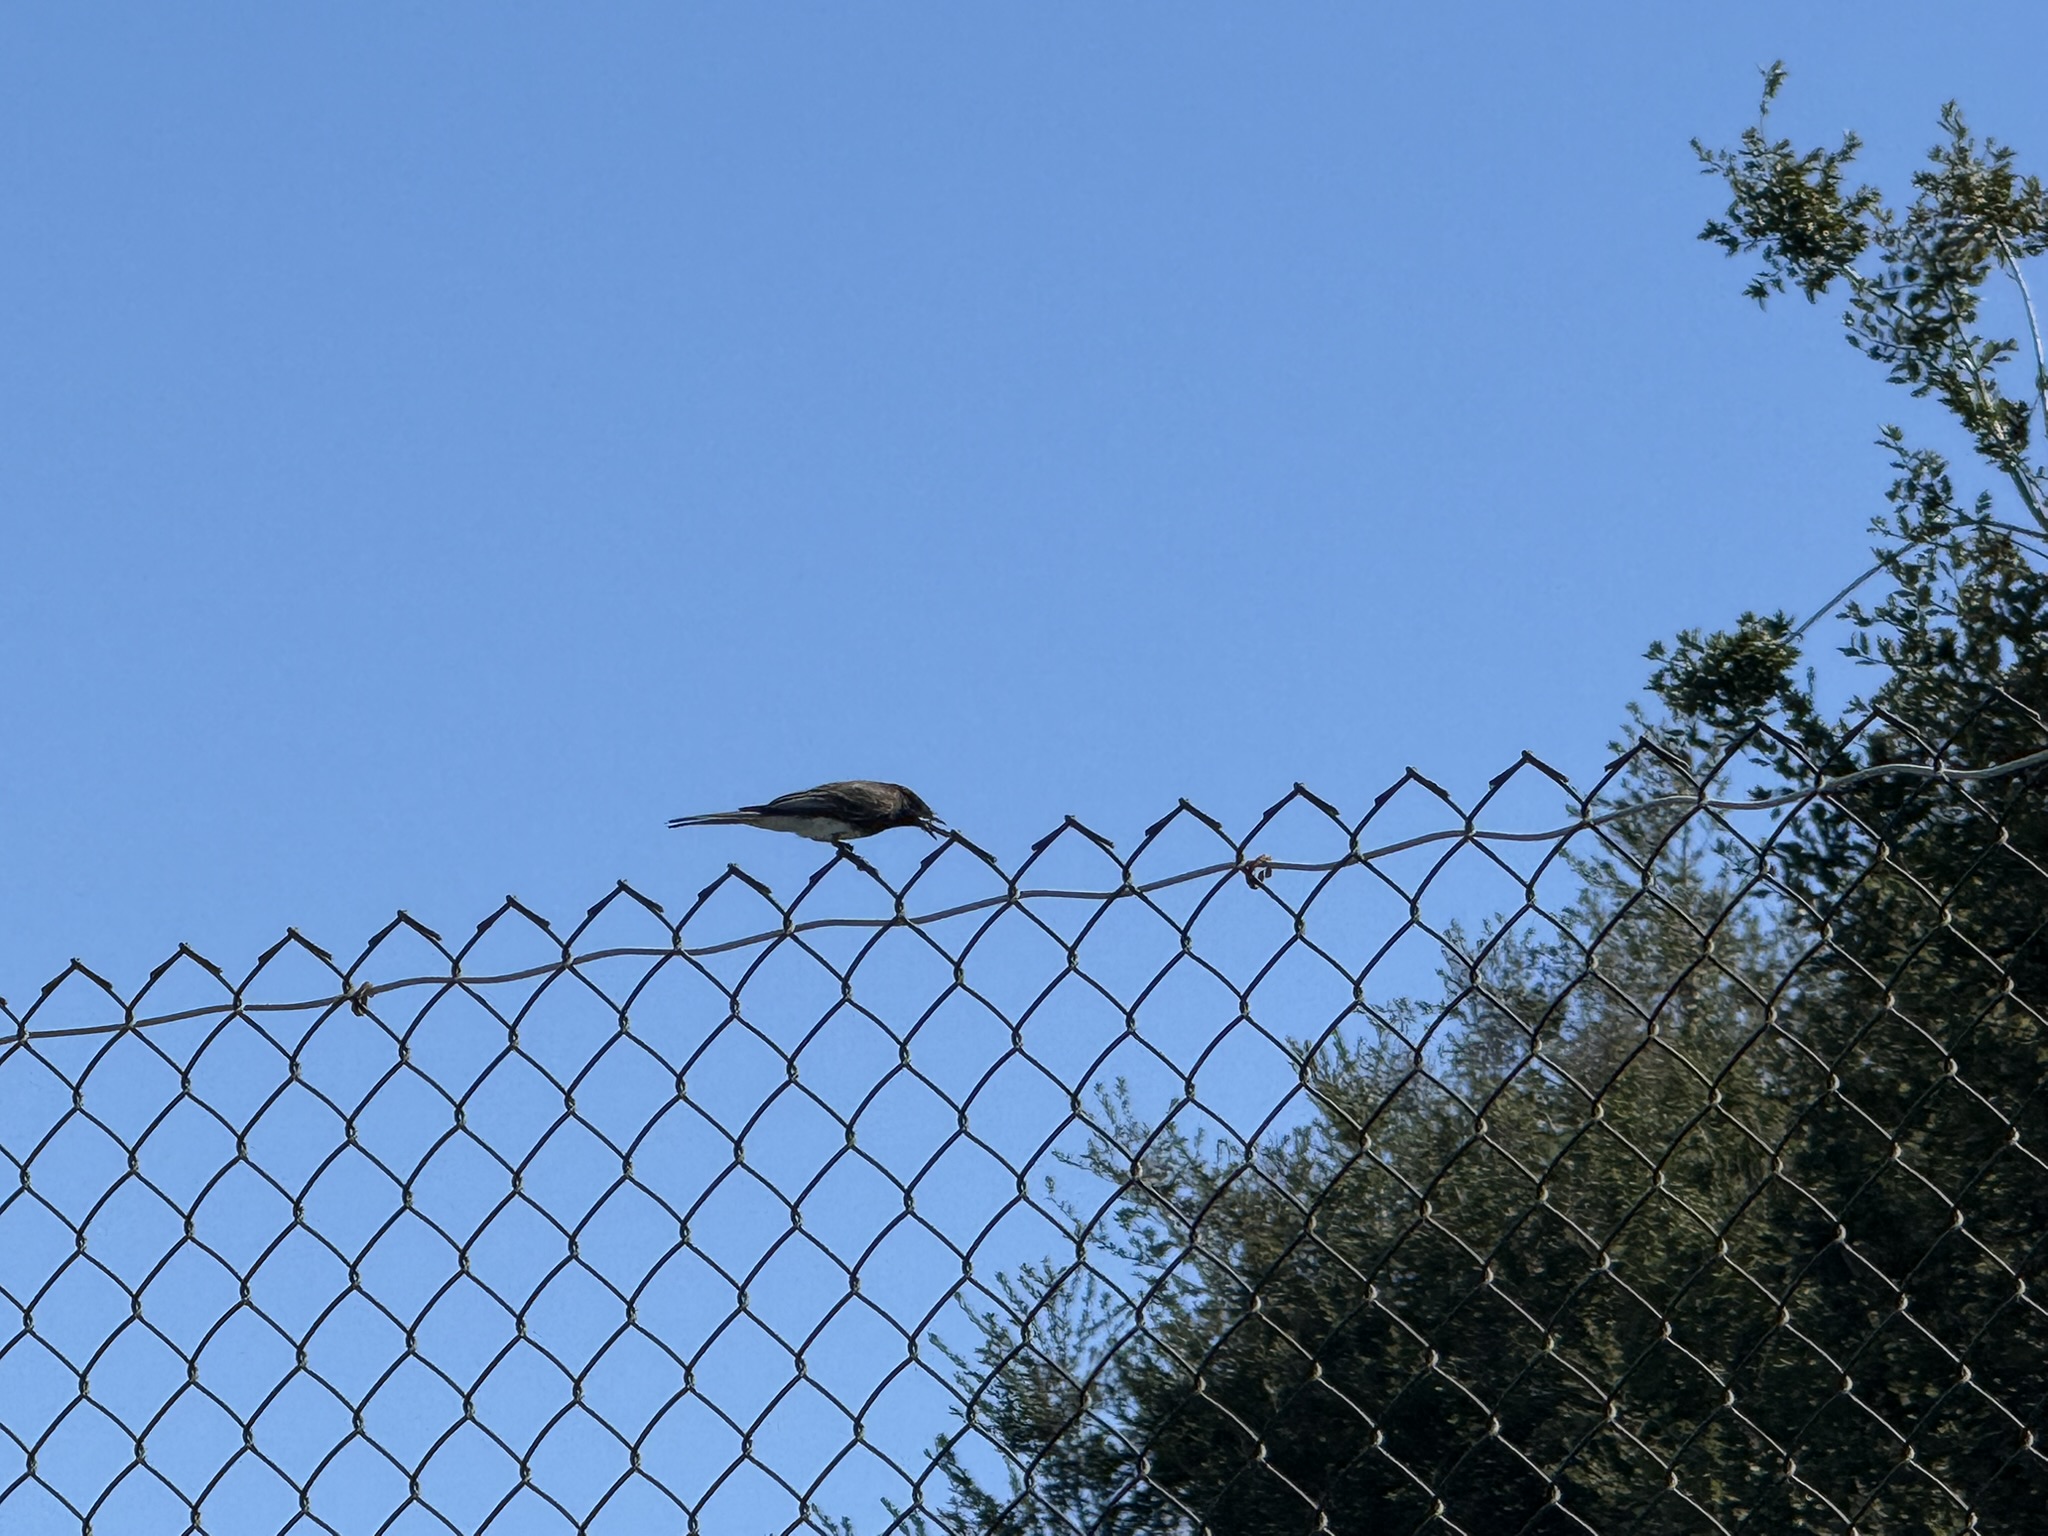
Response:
[[6, 3, 2046, 1003]]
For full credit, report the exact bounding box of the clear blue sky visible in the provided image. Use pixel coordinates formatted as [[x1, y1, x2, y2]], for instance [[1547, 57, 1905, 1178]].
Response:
[[5, 4, 2045, 1004]]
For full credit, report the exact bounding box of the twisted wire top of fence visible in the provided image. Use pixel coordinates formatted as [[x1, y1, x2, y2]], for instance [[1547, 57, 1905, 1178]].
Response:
[[14, 735, 2048, 1045]]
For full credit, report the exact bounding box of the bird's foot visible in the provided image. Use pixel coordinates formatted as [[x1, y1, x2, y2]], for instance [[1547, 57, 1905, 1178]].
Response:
[[834, 841, 884, 880]]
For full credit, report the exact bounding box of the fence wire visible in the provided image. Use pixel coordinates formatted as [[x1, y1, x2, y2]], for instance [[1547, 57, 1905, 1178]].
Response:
[[4, 718, 2046, 1535]]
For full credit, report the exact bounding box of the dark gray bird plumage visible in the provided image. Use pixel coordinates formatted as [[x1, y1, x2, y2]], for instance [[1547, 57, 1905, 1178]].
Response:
[[667, 780, 942, 842]]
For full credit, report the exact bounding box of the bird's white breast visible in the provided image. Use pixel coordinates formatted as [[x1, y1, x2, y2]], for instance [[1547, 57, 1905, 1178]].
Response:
[[761, 815, 862, 842]]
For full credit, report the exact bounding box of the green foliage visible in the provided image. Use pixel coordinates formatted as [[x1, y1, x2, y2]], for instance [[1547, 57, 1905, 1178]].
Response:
[[1693, 63, 1880, 305], [1697, 62, 2048, 518], [899, 69, 2048, 1535], [1850, 103, 2048, 474], [1645, 610, 1802, 726]]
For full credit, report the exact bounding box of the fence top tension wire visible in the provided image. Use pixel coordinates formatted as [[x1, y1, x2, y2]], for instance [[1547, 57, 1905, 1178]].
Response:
[[13, 744, 2048, 1044]]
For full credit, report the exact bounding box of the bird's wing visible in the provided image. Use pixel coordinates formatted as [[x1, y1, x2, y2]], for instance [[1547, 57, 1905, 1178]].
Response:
[[744, 781, 884, 818]]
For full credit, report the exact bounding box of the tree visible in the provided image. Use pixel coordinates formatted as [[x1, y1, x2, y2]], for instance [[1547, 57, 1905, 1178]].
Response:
[[906, 69, 2048, 1534], [1653, 65, 2048, 1530]]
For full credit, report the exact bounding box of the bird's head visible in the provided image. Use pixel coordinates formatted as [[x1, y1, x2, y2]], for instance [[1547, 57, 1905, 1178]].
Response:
[[893, 786, 945, 838]]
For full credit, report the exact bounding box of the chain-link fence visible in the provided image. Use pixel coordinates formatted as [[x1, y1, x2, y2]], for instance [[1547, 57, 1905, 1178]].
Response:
[[5, 717, 2047, 1535]]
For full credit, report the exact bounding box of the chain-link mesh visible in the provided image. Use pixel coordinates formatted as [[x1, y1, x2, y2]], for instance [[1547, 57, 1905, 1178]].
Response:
[[5, 717, 2047, 1535]]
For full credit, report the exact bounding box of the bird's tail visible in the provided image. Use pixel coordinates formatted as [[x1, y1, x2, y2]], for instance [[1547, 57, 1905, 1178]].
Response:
[[666, 811, 758, 830]]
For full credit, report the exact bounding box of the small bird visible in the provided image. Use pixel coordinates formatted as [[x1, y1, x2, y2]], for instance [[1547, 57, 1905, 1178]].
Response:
[[667, 780, 944, 845]]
